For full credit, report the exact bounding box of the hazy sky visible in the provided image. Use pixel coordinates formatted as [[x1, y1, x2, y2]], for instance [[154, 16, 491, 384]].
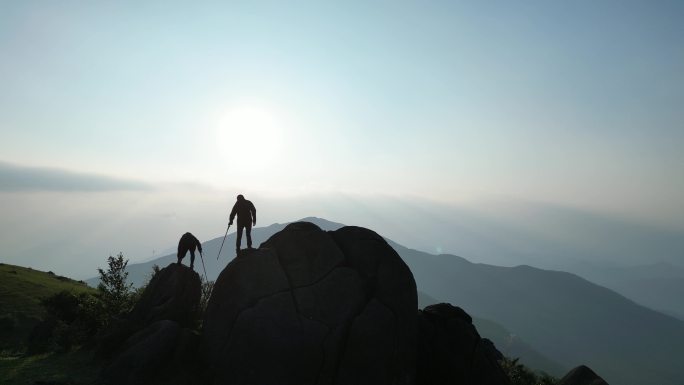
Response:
[[1, 1, 683, 276]]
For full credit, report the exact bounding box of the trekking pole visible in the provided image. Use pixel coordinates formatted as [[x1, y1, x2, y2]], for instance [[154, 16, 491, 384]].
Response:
[[216, 223, 231, 260], [198, 251, 208, 282]]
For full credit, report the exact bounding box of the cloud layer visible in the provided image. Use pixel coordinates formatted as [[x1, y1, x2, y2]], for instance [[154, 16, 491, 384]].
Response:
[[0, 161, 150, 192]]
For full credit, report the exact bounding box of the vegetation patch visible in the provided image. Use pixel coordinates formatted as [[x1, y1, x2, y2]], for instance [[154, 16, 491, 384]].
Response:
[[0, 263, 95, 352], [0, 349, 102, 385]]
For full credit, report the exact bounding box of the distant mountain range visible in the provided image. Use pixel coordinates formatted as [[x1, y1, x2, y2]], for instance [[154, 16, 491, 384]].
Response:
[[394, 241, 684, 385], [87, 217, 684, 385], [574, 262, 684, 320]]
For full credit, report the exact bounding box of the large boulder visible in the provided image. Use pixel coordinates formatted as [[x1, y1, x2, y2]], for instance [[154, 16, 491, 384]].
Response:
[[201, 222, 417, 385], [100, 320, 200, 385], [97, 263, 201, 357], [129, 263, 202, 328], [558, 365, 609, 385], [416, 303, 510, 385]]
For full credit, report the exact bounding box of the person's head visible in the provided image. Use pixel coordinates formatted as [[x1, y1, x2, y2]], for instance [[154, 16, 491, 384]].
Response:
[[237, 194, 245, 201]]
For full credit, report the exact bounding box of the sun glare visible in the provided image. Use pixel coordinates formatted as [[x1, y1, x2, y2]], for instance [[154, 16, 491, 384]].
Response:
[[215, 104, 285, 171]]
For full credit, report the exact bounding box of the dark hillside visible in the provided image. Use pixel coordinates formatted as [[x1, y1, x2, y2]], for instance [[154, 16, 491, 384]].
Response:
[[0, 263, 95, 351], [419, 290, 566, 376]]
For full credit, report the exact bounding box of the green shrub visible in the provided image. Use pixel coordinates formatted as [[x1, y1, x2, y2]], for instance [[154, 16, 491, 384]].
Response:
[[0, 315, 16, 331], [33, 291, 104, 352], [500, 357, 558, 385], [199, 278, 214, 316], [96, 253, 135, 325], [29, 253, 137, 353], [41, 291, 81, 323]]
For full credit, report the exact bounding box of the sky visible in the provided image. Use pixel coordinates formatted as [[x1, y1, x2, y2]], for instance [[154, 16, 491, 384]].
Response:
[[1, 1, 683, 278]]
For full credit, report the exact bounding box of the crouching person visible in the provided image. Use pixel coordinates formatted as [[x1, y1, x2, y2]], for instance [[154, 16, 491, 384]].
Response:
[[177, 232, 202, 270]]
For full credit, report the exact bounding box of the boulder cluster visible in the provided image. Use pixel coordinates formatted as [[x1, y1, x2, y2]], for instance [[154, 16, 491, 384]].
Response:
[[98, 262, 201, 385], [98, 222, 605, 385]]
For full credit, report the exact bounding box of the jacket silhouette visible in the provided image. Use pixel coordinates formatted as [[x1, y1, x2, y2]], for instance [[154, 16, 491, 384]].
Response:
[[177, 232, 202, 270], [229, 194, 256, 253]]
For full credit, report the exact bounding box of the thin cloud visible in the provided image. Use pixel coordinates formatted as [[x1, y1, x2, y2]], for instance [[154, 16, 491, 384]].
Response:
[[0, 161, 151, 192]]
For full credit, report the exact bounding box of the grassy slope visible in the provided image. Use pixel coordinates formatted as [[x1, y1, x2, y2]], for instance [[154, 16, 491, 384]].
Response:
[[0, 263, 102, 384], [0, 263, 95, 350], [472, 317, 566, 377], [0, 350, 102, 385]]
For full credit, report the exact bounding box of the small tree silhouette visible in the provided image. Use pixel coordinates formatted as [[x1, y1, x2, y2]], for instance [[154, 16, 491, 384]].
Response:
[[97, 252, 134, 322], [199, 277, 214, 315], [500, 357, 557, 385]]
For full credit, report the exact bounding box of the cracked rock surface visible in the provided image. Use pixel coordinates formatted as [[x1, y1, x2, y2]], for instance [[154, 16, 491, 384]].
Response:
[[201, 222, 418, 385]]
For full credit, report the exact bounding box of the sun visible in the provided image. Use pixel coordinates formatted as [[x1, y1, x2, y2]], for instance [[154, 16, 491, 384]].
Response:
[[215, 104, 284, 170]]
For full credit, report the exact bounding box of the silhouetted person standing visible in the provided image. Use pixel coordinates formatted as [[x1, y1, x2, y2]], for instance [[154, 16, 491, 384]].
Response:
[[229, 194, 256, 254], [177, 232, 202, 270]]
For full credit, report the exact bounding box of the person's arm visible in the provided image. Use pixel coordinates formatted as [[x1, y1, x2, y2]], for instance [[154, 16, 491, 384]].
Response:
[[250, 202, 256, 225], [229, 203, 237, 225]]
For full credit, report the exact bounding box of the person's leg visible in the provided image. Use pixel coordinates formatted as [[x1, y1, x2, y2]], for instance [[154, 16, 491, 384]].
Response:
[[177, 246, 185, 265], [246, 222, 253, 248], [236, 224, 244, 252], [189, 248, 195, 270]]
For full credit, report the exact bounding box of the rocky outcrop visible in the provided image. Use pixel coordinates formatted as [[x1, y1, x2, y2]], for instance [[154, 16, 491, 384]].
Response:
[[97, 264, 201, 358], [102, 320, 184, 385], [201, 222, 418, 385], [99, 264, 202, 384], [558, 365, 609, 385], [95, 222, 523, 385], [128, 263, 201, 328], [416, 303, 510, 385]]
